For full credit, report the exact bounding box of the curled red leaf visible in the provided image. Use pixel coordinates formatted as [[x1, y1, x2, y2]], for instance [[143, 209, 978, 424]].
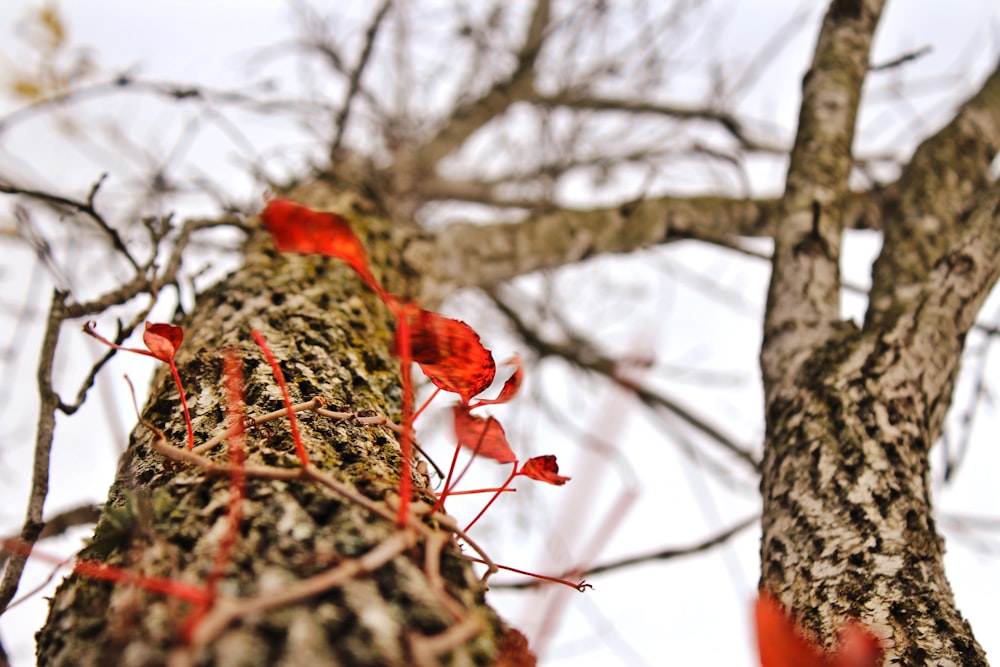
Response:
[[518, 455, 570, 486], [84, 320, 194, 447], [260, 198, 383, 296], [472, 353, 523, 408], [755, 592, 883, 667], [453, 404, 516, 464], [407, 308, 496, 404], [143, 322, 183, 362]]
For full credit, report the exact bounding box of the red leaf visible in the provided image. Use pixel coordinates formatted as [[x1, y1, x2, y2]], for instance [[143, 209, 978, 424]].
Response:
[[142, 322, 183, 362], [472, 353, 523, 407], [260, 198, 383, 296], [453, 404, 516, 464], [755, 593, 822, 667], [518, 455, 570, 486], [755, 593, 883, 667], [407, 308, 496, 404], [830, 622, 884, 667]]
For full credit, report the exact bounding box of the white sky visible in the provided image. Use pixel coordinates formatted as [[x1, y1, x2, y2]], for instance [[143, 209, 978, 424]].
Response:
[[1, 2, 1000, 666]]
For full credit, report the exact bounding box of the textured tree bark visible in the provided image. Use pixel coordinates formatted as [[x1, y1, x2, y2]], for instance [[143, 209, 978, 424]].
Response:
[[759, 1, 997, 663], [36, 186, 509, 667], [25, 3, 1000, 663], [760, 320, 990, 664]]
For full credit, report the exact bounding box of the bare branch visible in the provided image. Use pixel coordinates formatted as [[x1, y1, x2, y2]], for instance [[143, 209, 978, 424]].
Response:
[[330, 0, 393, 156], [493, 515, 757, 589], [530, 91, 787, 154], [1, 175, 140, 271], [867, 61, 1000, 331], [761, 0, 885, 387], [409, 0, 552, 169], [0, 291, 65, 614]]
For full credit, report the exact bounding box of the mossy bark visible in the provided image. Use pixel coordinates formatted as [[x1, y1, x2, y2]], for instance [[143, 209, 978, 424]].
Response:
[[36, 186, 505, 667]]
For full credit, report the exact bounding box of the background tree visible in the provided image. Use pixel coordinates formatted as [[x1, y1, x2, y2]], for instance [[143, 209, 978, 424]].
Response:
[[1, 1, 1000, 665]]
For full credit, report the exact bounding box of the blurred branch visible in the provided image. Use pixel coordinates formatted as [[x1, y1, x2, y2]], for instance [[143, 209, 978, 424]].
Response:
[[410, 0, 552, 169], [486, 287, 761, 473], [867, 61, 1000, 331], [531, 92, 787, 154], [584, 514, 757, 578], [418, 139, 748, 208], [493, 514, 757, 589], [869, 45, 932, 73], [1, 504, 101, 565], [330, 0, 393, 155], [416, 184, 895, 303], [0, 75, 324, 138], [1, 175, 139, 271]]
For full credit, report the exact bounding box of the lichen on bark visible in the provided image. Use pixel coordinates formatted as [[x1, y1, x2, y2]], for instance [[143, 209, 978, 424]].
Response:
[[36, 188, 507, 667]]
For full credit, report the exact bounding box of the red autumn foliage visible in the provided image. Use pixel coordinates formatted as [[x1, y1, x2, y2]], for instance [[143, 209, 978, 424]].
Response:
[[472, 353, 523, 408], [453, 404, 516, 464], [142, 321, 183, 362], [405, 306, 496, 404], [207, 350, 247, 596], [259, 198, 573, 529], [260, 198, 383, 298], [518, 455, 570, 486], [755, 592, 883, 667], [73, 559, 211, 604], [261, 199, 499, 406], [84, 320, 195, 449]]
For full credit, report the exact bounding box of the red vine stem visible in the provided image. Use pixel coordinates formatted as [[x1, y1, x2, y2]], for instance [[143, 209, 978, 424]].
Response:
[[465, 556, 591, 592], [463, 467, 517, 533], [251, 330, 309, 466], [393, 304, 415, 527]]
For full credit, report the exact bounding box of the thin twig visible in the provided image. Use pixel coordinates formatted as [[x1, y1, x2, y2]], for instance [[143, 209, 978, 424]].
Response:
[[330, 0, 392, 155], [870, 45, 932, 73], [492, 514, 757, 589], [487, 287, 761, 471], [0, 291, 66, 614], [1, 175, 140, 271]]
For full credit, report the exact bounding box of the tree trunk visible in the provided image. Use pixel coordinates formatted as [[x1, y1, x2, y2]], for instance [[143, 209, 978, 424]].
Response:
[[25, 4, 1000, 663], [36, 185, 508, 667], [758, 2, 999, 663]]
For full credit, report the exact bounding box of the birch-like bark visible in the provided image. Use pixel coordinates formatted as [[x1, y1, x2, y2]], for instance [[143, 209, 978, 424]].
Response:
[[759, 2, 995, 663]]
